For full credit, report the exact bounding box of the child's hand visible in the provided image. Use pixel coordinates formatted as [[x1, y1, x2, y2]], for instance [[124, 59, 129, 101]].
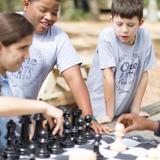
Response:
[[91, 121, 113, 134], [117, 113, 147, 133], [45, 105, 64, 135]]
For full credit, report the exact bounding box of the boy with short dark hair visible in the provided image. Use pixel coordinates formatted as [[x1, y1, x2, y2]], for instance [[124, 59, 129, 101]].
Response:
[[87, 0, 155, 123], [6, 0, 110, 133]]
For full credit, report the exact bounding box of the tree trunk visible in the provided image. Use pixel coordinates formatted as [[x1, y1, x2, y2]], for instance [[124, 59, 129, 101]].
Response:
[[5, 0, 14, 11], [88, 0, 99, 20]]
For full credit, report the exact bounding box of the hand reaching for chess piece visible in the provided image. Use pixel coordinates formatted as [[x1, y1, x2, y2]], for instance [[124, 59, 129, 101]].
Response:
[[110, 123, 127, 152]]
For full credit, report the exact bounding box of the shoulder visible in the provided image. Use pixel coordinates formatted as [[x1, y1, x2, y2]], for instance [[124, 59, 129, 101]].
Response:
[[137, 28, 152, 39], [99, 27, 115, 38], [34, 25, 70, 44], [49, 25, 69, 39], [98, 27, 117, 43]]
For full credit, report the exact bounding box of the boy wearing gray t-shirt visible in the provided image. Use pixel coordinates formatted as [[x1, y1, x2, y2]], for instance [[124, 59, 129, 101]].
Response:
[[87, 0, 155, 123]]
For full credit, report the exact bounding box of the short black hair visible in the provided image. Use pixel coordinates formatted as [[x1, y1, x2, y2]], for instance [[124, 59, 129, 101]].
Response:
[[111, 0, 144, 20]]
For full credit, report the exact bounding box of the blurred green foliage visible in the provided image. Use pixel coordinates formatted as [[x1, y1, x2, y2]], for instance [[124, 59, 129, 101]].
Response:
[[0, 0, 22, 12], [0, 0, 160, 20]]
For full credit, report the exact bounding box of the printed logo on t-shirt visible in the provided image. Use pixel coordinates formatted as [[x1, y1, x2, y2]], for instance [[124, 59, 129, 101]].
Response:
[[9, 50, 46, 82], [115, 53, 140, 94]]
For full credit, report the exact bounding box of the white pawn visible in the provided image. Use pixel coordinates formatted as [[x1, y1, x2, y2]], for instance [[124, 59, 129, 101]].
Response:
[[110, 123, 127, 152], [147, 148, 158, 160], [69, 149, 96, 160], [156, 144, 160, 160]]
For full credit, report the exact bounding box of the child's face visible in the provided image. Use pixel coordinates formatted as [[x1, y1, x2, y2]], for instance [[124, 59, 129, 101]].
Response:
[[24, 0, 60, 33], [0, 35, 32, 74], [113, 15, 143, 45]]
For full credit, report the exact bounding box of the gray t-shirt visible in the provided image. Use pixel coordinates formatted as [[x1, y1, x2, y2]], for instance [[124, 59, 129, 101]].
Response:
[[87, 27, 155, 120], [7, 25, 81, 99]]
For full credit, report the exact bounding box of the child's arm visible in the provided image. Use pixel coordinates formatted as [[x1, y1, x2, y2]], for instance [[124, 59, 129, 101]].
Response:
[[0, 96, 63, 134], [63, 65, 111, 133], [131, 71, 148, 113], [103, 68, 115, 121]]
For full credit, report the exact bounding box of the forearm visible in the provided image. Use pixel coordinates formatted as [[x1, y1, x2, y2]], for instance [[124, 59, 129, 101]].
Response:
[[103, 69, 115, 119], [131, 71, 148, 113], [0, 97, 48, 116], [63, 65, 93, 117], [0, 96, 63, 118], [70, 78, 93, 116]]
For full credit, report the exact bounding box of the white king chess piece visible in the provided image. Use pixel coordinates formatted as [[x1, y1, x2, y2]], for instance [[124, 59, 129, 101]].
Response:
[[110, 123, 127, 152]]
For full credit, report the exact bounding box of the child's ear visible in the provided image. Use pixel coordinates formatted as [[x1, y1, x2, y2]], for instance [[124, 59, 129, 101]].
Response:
[[139, 18, 144, 26], [0, 42, 2, 50], [24, 0, 31, 11]]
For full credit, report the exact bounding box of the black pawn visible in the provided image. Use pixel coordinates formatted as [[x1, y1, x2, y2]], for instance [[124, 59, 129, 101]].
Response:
[[61, 120, 74, 148], [85, 115, 95, 140], [48, 134, 64, 154], [28, 142, 36, 160], [71, 108, 82, 138], [93, 134, 104, 160], [4, 120, 19, 160], [36, 129, 50, 159], [74, 117, 86, 145]]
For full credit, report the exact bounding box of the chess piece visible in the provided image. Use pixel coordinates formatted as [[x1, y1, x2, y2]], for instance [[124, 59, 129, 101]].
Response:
[[93, 134, 104, 160], [71, 108, 82, 138], [84, 115, 95, 140], [36, 129, 50, 158], [110, 123, 127, 152], [32, 113, 45, 143], [61, 119, 74, 148], [147, 148, 158, 160], [69, 149, 96, 160], [74, 117, 86, 145], [48, 134, 64, 154], [156, 144, 160, 159], [17, 115, 31, 156], [4, 120, 19, 160], [28, 142, 37, 160]]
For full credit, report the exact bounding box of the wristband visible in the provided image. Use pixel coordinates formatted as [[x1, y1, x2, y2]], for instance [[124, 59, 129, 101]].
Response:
[[154, 121, 160, 137], [92, 116, 97, 122]]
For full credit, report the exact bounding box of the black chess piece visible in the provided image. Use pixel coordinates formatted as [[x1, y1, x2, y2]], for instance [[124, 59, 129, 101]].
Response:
[[63, 109, 71, 122], [93, 134, 104, 160], [84, 115, 95, 140], [32, 113, 45, 143], [71, 108, 82, 138], [61, 119, 74, 148], [36, 129, 50, 158], [4, 120, 19, 160], [74, 117, 86, 145], [46, 121, 63, 154], [28, 142, 37, 160], [17, 115, 31, 156], [0, 149, 5, 160], [48, 133, 64, 154]]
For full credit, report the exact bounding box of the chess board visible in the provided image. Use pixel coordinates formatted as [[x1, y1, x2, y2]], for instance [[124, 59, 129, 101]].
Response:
[[18, 133, 158, 160], [1, 108, 159, 160]]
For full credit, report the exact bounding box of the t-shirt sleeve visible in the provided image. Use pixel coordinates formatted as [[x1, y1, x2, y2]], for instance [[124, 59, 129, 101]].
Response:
[[98, 39, 116, 70], [56, 32, 82, 73], [143, 33, 156, 71]]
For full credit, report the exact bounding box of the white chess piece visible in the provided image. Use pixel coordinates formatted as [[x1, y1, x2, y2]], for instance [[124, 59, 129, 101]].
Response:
[[156, 144, 160, 160], [110, 123, 127, 152], [147, 148, 158, 160], [69, 149, 96, 160]]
